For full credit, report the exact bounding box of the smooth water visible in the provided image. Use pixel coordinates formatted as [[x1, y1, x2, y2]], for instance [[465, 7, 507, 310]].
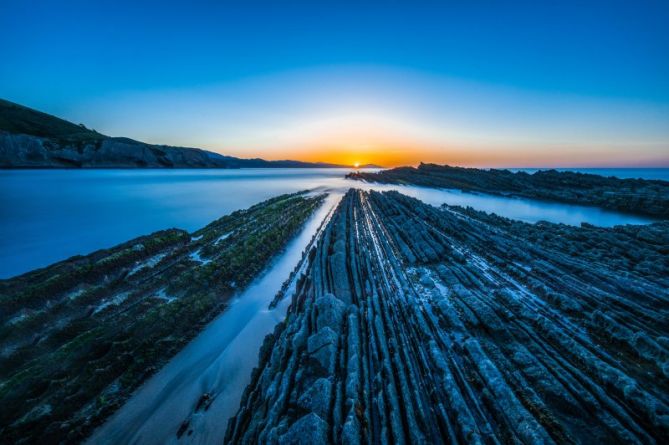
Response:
[[0, 168, 659, 278], [87, 194, 342, 445]]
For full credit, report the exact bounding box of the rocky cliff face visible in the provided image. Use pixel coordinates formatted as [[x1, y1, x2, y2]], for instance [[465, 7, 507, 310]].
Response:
[[0, 131, 234, 168], [225, 189, 669, 444]]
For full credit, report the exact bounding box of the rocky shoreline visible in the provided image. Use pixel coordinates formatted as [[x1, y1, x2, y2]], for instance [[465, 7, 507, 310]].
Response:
[[347, 163, 669, 218], [2, 186, 668, 444], [226, 189, 669, 444], [0, 192, 324, 444]]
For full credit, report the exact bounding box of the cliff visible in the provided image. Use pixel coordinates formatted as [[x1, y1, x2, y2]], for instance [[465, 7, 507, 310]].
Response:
[[0, 99, 345, 169]]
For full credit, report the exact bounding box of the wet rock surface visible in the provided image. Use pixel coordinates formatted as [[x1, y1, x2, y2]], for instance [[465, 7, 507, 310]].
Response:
[[226, 189, 669, 444], [348, 163, 669, 218], [0, 192, 324, 444]]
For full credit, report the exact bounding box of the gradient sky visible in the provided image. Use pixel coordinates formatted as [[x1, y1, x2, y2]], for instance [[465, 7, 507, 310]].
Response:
[[1, 0, 668, 167]]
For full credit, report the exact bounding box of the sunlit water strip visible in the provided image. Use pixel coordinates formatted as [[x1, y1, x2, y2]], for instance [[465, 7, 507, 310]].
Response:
[[323, 181, 656, 226], [87, 193, 342, 445]]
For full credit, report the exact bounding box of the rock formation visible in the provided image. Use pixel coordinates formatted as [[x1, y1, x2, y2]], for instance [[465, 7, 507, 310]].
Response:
[[0, 192, 324, 444], [348, 163, 669, 218], [226, 189, 669, 444]]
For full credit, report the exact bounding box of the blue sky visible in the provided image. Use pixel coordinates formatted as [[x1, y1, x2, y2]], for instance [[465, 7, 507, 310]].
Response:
[[1, 0, 668, 166]]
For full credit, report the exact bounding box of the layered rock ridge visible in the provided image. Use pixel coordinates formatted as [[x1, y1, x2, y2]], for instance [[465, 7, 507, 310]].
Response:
[[0, 192, 325, 444], [226, 189, 669, 444]]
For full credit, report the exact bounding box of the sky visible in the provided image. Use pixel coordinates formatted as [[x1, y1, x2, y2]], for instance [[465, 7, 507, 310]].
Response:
[[1, 0, 668, 167]]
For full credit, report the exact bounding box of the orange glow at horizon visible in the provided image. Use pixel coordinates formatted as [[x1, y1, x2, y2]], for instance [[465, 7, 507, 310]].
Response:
[[235, 140, 669, 169], [85, 66, 669, 169], [263, 143, 438, 168]]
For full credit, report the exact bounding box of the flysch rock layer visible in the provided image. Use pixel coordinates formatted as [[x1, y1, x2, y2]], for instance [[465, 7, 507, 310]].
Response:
[[0, 192, 325, 444], [225, 189, 669, 445]]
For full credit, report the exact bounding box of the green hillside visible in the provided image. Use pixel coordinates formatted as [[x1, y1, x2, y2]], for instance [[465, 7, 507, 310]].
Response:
[[0, 99, 106, 143]]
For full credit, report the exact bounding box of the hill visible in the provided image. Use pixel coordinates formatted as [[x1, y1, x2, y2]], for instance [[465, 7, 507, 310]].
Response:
[[0, 99, 347, 169]]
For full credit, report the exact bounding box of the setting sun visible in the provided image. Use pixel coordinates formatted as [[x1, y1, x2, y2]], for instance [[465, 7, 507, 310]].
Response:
[[354, 162, 360, 168]]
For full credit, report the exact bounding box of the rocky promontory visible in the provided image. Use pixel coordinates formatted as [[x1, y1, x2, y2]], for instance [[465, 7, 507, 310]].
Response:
[[348, 163, 669, 218]]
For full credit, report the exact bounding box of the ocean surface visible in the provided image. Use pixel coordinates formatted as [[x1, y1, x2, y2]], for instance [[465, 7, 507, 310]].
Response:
[[1, 168, 664, 278]]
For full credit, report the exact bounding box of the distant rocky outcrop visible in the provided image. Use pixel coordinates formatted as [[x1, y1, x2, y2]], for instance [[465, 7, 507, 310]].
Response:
[[0, 99, 346, 169], [348, 162, 669, 218], [226, 189, 669, 444], [0, 130, 234, 168]]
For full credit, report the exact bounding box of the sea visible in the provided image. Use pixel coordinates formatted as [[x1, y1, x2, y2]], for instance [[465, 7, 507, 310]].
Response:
[[1, 167, 666, 278]]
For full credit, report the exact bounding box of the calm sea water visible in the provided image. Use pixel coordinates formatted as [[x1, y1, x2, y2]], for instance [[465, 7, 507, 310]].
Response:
[[0, 168, 663, 278]]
